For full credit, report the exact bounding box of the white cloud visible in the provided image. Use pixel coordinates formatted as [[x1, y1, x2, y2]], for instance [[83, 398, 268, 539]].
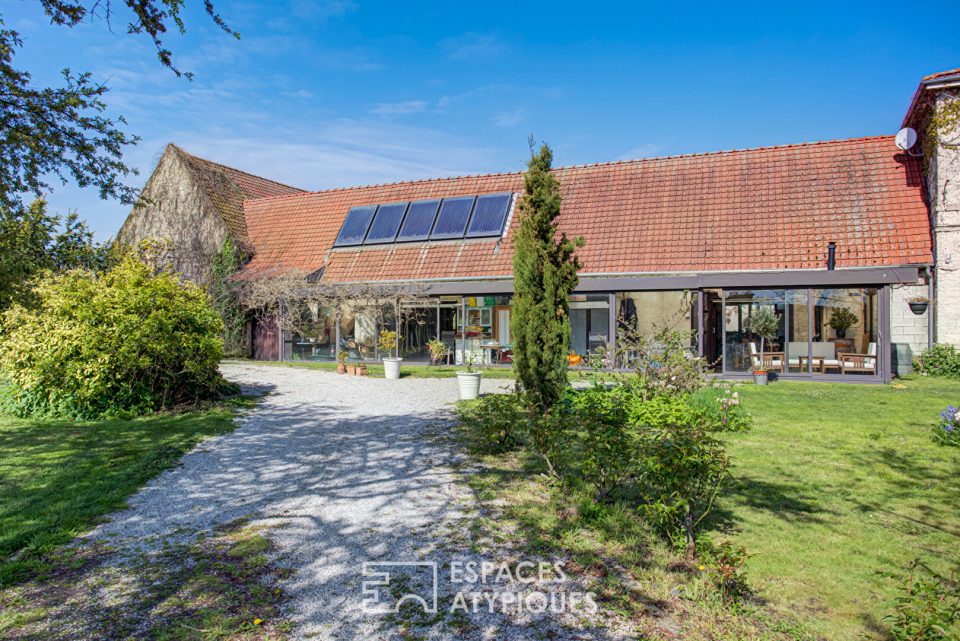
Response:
[[492, 107, 527, 128], [617, 144, 662, 160], [370, 100, 428, 116], [441, 33, 508, 61]]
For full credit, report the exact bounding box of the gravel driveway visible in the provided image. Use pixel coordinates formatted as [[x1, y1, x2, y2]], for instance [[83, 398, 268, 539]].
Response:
[[88, 362, 517, 640]]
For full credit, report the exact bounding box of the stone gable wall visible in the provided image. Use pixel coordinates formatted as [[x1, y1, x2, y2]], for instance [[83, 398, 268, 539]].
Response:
[[116, 146, 229, 287]]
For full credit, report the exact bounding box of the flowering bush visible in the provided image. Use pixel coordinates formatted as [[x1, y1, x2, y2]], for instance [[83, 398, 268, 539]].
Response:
[[934, 405, 960, 447]]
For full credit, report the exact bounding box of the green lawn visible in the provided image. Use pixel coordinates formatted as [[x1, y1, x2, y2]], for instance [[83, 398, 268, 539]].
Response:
[[228, 358, 518, 379], [725, 376, 960, 639], [0, 400, 249, 587]]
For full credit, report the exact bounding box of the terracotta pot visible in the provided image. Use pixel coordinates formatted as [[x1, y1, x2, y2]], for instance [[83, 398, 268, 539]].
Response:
[[337, 364, 346, 374], [357, 364, 368, 376], [346, 364, 356, 375]]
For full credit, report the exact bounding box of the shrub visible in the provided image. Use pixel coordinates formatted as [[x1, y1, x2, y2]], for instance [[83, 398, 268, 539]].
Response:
[[378, 329, 398, 356], [545, 382, 730, 560], [552, 384, 633, 498], [883, 560, 959, 641], [615, 325, 708, 398], [701, 541, 751, 606], [0, 252, 228, 419], [915, 344, 960, 379], [688, 385, 752, 433], [633, 415, 730, 563], [458, 393, 529, 454], [934, 405, 960, 447]]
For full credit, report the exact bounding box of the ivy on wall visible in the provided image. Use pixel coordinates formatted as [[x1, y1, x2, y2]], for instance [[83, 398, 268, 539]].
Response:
[[923, 90, 960, 165], [210, 237, 248, 357]]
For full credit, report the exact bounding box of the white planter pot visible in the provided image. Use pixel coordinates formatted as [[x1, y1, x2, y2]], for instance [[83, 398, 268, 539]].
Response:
[[457, 371, 483, 400], [383, 357, 403, 380]]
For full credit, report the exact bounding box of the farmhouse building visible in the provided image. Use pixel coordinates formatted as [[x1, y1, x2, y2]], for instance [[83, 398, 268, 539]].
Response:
[[119, 69, 960, 381]]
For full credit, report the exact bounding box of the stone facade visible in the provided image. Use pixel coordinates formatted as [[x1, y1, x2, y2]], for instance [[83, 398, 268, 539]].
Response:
[[890, 282, 931, 372], [117, 145, 230, 287], [926, 90, 960, 346]]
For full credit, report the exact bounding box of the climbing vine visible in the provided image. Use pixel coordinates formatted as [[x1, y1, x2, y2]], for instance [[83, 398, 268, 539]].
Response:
[[923, 90, 960, 164], [211, 236, 248, 357]]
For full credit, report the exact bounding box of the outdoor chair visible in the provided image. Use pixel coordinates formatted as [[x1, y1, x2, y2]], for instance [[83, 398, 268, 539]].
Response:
[[839, 342, 877, 374], [749, 342, 784, 372]]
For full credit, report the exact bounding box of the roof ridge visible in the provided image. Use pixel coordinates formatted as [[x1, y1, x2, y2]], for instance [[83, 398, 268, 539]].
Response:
[[170, 144, 305, 193], [243, 134, 895, 204]]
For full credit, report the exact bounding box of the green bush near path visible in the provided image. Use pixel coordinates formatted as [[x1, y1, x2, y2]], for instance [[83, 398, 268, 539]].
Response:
[[462, 375, 960, 639], [0, 397, 252, 587]]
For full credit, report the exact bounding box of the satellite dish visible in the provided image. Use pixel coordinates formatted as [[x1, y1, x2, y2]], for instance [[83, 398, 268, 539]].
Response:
[[896, 127, 918, 151]]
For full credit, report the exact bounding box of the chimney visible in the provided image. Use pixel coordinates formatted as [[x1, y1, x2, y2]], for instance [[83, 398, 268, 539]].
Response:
[[827, 242, 836, 271]]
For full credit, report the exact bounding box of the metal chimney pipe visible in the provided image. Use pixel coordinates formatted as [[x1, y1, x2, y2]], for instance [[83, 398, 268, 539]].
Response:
[[827, 242, 836, 271]]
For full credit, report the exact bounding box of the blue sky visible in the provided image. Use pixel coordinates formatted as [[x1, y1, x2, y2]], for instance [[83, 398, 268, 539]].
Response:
[[6, 0, 960, 238]]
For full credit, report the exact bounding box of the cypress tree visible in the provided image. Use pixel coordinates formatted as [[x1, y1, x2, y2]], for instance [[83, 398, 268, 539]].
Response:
[[511, 141, 583, 417]]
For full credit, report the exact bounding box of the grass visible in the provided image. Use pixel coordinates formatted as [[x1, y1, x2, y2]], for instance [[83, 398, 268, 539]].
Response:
[[0, 396, 254, 587], [461, 376, 960, 640], [725, 375, 960, 640], [227, 358, 518, 379]]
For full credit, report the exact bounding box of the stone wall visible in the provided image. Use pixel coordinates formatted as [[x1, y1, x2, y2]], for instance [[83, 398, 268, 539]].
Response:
[[116, 145, 228, 287], [928, 91, 960, 346], [890, 282, 930, 373]]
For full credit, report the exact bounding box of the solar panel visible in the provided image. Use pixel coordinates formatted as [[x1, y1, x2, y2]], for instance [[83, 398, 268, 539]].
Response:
[[430, 196, 475, 240], [364, 202, 408, 244], [396, 199, 440, 242], [466, 193, 512, 238], [334, 205, 377, 247]]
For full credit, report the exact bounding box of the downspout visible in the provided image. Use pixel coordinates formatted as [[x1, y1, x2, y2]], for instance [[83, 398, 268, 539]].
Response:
[[926, 265, 935, 350]]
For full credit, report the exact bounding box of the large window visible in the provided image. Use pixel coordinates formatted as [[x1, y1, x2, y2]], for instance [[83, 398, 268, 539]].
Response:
[[710, 288, 880, 377], [811, 288, 879, 376], [570, 294, 610, 356], [724, 290, 785, 373]]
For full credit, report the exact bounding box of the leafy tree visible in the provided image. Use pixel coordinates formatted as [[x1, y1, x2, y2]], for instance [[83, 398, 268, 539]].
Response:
[[0, 199, 110, 311], [511, 140, 583, 417], [1, 2, 236, 213]]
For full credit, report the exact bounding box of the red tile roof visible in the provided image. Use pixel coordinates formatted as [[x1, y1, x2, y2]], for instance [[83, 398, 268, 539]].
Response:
[[901, 67, 960, 131], [240, 135, 931, 283], [174, 145, 304, 250]]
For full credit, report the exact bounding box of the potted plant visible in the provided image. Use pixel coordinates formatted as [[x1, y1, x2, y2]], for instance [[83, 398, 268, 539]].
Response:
[[336, 350, 349, 374], [908, 296, 929, 315], [457, 354, 483, 400], [747, 307, 779, 386], [379, 329, 402, 379], [356, 363, 368, 376], [828, 307, 858, 339], [427, 338, 449, 366], [346, 361, 357, 375]]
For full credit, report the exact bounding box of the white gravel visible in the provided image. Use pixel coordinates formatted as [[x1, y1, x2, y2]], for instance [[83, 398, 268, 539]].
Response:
[[85, 363, 633, 640], [86, 363, 509, 638]]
